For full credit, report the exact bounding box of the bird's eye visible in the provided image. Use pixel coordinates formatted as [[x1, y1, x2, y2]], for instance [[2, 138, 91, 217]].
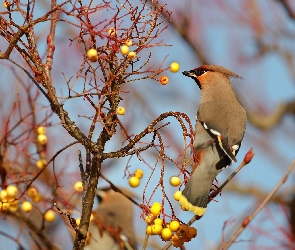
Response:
[[195, 68, 207, 76]]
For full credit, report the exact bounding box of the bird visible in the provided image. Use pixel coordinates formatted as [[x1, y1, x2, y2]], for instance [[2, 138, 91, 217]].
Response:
[[179, 65, 247, 216], [84, 187, 137, 250]]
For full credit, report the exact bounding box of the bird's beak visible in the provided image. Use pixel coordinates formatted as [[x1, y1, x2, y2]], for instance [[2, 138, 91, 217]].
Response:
[[182, 70, 197, 78], [182, 71, 192, 76]]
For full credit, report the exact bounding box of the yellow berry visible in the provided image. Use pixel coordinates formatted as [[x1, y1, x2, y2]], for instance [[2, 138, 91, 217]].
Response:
[[0, 189, 8, 202], [127, 51, 136, 60], [27, 187, 38, 198], [159, 75, 169, 85], [108, 27, 117, 37], [37, 126, 46, 135], [170, 62, 180, 73], [74, 181, 83, 192], [117, 106, 125, 115], [44, 209, 56, 222], [146, 225, 152, 235], [174, 191, 182, 201], [151, 223, 162, 235], [86, 48, 98, 62], [3, 1, 8, 8], [150, 202, 162, 216], [76, 217, 81, 226], [129, 176, 140, 188], [170, 176, 181, 187], [169, 220, 180, 232], [6, 185, 18, 199], [9, 204, 18, 213], [36, 159, 47, 169], [21, 201, 33, 212], [125, 39, 132, 46], [161, 228, 172, 241], [187, 227, 197, 239], [37, 134, 47, 145], [134, 169, 143, 179], [154, 218, 162, 225], [31, 193, 42, 203], [120, 45, 130, 55]]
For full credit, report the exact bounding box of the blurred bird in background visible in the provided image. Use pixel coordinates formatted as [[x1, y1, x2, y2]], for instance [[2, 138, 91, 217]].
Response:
[[85, 186, 138, 250]]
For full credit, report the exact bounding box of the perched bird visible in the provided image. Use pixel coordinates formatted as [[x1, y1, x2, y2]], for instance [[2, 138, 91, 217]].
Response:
[[180, 65, 247, 216], [85, 187, 137, 250]]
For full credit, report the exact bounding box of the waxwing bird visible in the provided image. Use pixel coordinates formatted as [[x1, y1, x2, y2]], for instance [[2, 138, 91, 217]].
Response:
[[85, 187, 137, 250], [180, 65, 247, 216]]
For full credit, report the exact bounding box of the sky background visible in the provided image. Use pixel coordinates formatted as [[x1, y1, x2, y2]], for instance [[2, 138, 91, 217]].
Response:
[[1, 0, 295, 249]]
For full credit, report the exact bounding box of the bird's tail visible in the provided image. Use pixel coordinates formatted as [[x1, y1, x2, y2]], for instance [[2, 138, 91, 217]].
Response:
[[179, 145, 230, 216]]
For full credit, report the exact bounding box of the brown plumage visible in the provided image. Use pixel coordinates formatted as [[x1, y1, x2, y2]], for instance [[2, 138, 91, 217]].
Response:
[[180, 65, 247, 216], [85, 187, 137, 250]]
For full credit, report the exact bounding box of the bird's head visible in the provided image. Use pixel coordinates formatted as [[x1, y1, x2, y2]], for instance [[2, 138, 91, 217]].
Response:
[[182, 65, 242, 89]]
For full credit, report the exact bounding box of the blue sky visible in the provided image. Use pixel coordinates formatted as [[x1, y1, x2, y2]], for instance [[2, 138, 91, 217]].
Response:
[[1, 0, 295, 249]]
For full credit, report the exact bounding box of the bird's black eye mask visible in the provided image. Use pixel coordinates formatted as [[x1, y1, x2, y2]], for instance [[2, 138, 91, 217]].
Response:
[[182, 68, 208, 89]]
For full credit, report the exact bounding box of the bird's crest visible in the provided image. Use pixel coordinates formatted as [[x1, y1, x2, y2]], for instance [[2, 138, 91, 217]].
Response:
[[197, 65, 242, 79]]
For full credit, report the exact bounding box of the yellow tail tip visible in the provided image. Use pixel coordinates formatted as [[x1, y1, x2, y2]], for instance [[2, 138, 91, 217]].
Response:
[[179, 195, 206, 216]]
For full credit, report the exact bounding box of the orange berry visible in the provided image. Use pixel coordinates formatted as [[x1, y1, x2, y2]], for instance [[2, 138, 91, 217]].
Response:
[[159, 75, 169, 85], [172, 239, 184, 247], [129, 176, 140, 188], [187, 227, 197, 239], [177, 224, 188, 236], [171, 233, 180, 242]]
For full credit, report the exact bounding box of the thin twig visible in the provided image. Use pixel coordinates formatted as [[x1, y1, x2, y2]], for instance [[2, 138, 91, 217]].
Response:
[[221, 159, 295, 250]]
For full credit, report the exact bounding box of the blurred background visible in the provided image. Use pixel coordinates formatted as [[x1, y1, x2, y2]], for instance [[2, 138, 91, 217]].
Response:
[[0, 0, 295, 249]]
